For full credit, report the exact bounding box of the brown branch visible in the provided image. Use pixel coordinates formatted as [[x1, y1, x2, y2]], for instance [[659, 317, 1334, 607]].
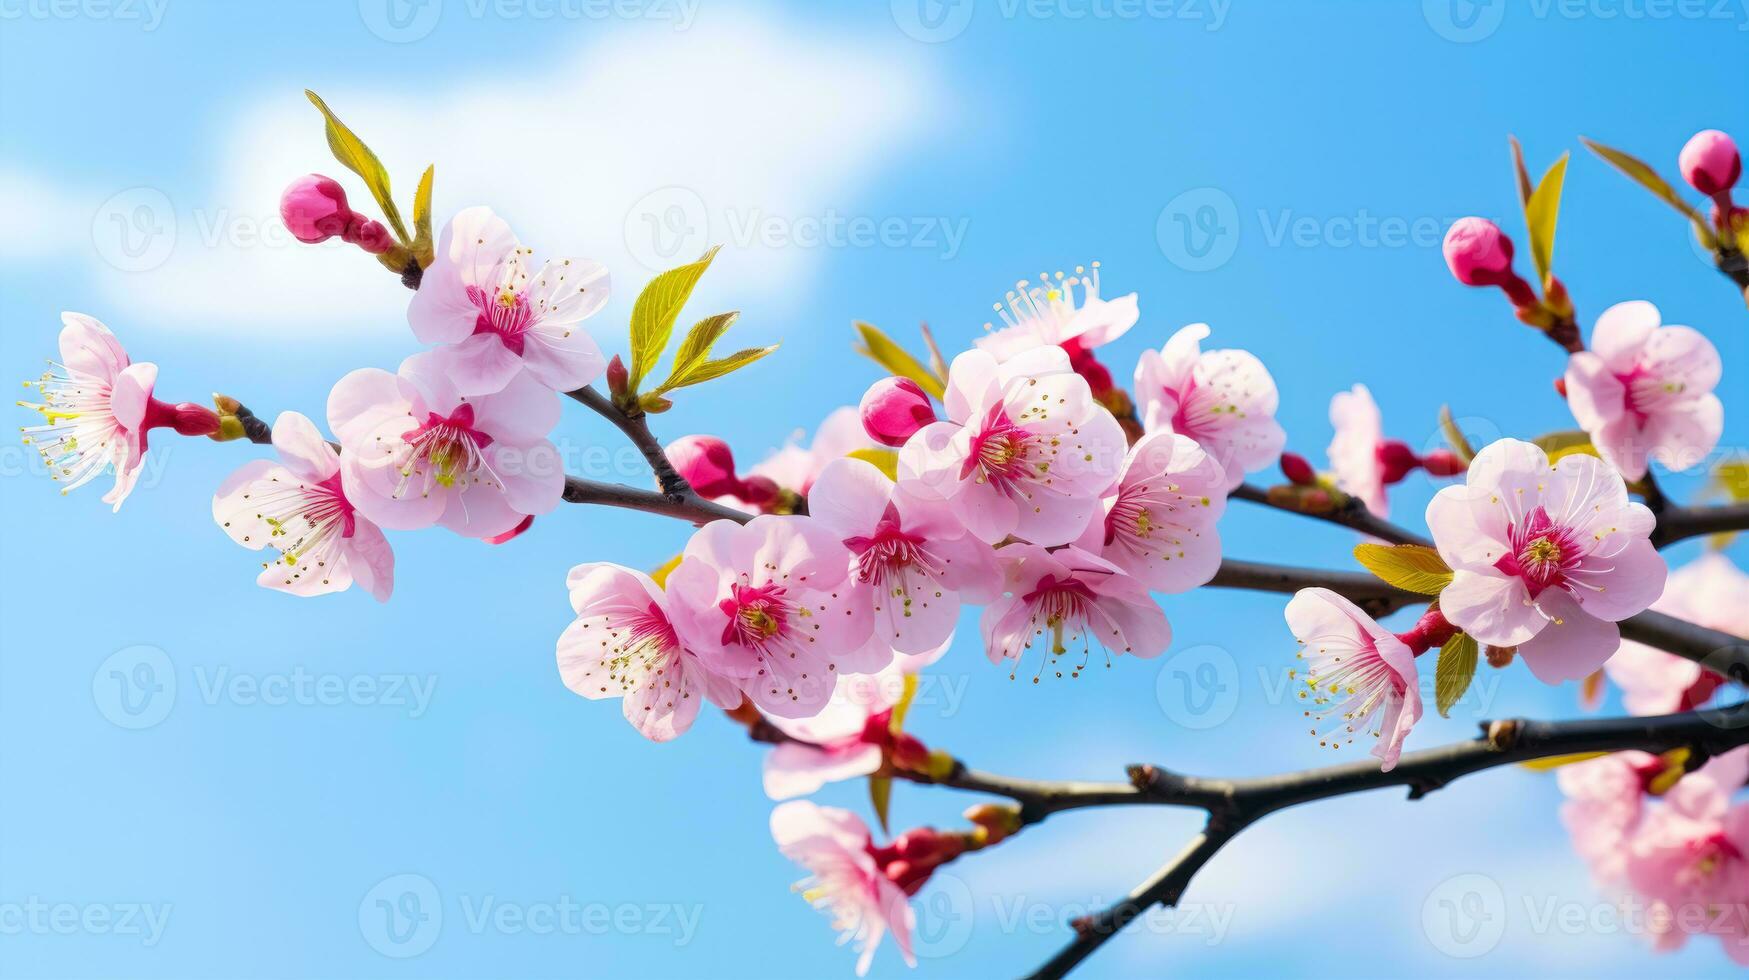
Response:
[[561, 476, 750, 525], [565, 385, 693, 501], [1650, 500, 1749, 549], [1231, 482, 1430, 547], [1208, 558, 1421, 618], [1024, 707, 1749, 979]]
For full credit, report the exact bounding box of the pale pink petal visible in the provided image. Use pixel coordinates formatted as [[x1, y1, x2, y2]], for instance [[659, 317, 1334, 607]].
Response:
[[1567, 538, 1666, 623], [1441, 569, 1543, 647], [762, 742, 883, 799], [808, 457, 893, 539], [327, 368, 407, 446], [269, 411, 338, 483], [1590, 300, 1660, 373], [58, 312, 129, 379], [408, 206, 519, 345], [467, 369, 562, 444], [110, 362, 156, 431], [1644, 394, 1723, 474], [519, 323, 606, 393], [211, 459, 284, 550], [431, 332, 526, 397], [343, 518, 395, 602], [1519, 590, 1620, 683]]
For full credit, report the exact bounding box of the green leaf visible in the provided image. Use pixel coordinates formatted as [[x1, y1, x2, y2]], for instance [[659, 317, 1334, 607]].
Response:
[[649, 554, 682, 588], [1353, 543, 1453, 595], [854, 322, 946, 401], [1438, 405, 1476, 463], [1582, 138, 1718, 249], [1519, 751, 1608, 772], [1435, 632, 1478, 718], [1508, 136, 1535, 209], [869, 775, 892, 834], [846, 448, 899, 481], [662, 344, 778, 390], [304, 90, 410, 244], [1523, 152, 1569, 289], [889, 674, 919, 734], [628, 246, 721, 391], [1531, 430, 1602, 464], [657, 311, 739, 392], [411, 164, 435, 267]]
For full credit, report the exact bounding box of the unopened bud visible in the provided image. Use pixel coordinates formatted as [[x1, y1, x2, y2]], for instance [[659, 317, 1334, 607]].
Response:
[[1375, 440, 1420, 484], [1279, 452, 1316, 486], [280, 174, 353, 244], [664, 435, 740, 498], [606, 354, 630, 399], [859, 377, 936, 448], [1679, 129, 1741, 198], [1443, 217, 1538, 308], [1420, 449, 1466, 477]]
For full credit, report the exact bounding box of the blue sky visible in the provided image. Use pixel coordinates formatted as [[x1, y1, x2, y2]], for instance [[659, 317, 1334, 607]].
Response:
[[2, 1, 1747, 976]]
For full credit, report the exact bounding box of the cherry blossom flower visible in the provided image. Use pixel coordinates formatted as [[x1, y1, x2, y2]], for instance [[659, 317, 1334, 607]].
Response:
[[1626, 774, 1749, 962], [1606, 554, 1747, 715], [980, 544, 1170, 678], [771, 801, 915, 976], [1327, 384, 1389, 517], [898, 346, 1126, 547], [1426, 438, 1665, 684], [19, 314, 161, 511], [974, 263, 1138, 363], [1559, 750, 1662, 887], [748, 406, 879, 497], [211, 411, 393, 600], [1075, 432, 1226, 593], [762, 643, 946, 799], [556, 562, 742, 742], [1285, 587, 1421, 770], [1563, 301, 1722, 481], [859, 377, 936, 448], [328, 351, 565, 541], [1134, 323, 1286, 490], [407, 206, 608, 396], [664, 516, 878, 717], [808, 457, 998, 655]]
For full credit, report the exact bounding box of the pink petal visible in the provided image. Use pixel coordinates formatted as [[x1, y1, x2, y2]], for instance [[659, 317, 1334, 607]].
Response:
[[519, 322, 606, 393], [762, 742, 883, 799], [468, 369, 562, 445], [110, 362, 157, 431], [327, 368, 407, 446], [343, 518, 396, 602], [1590, 300, 1660, 373], [1441, 569, 1543, 647], [211, 459, 284, 550], [407, 206, 519, 345], [808, 457, 894, 540], [58, 312, 129, 379], [1519, 589, 1619, 683], [269, 411, 338, 483], [1568, 538, 1665, 623], [432, 332, 526, 397]]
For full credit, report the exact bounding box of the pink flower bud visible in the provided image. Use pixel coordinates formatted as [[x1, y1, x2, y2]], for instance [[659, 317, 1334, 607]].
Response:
[[347, 216, 394, 254], [280, 174, 353, 244], [664, 435, 740, 498], [1278, 452, 1316, 486], [1421, 449, 1466, 477], [890, 732, 930, 772], [1375, 440, 1420, 484], [738, 476, 782, 510], [859, 377, 936, 448], [1679, 130, 1741, 198], [141, 398, 222, 437], [1442, 217, 1516, 287], [485, 514, 535, 545]]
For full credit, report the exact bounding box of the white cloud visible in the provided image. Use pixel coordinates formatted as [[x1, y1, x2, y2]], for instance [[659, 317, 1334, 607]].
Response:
[[54, 14, 943, 338]]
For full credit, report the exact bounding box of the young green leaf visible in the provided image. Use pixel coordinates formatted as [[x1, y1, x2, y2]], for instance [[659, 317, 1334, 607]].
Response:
[[658, 311, 739, 392], [853, 322, 946, 400], [889, 674, 919, 734], [1532, 429, 1601, 464], [1508, 136, 1534, 209], [1438, 405, 1476, 463], [628, 246, 721, 391], [1435, 632, 1478, 718], [869, 775, 893, 834], [411, 164, 435, 268], [1581, 138, 1718, 250], [1523, 152, 1569, 289], [304, 90, 411, 244], [1353, 543, 1453, 595], [664, 345, 779, 390], [846, 448, 899, 481]]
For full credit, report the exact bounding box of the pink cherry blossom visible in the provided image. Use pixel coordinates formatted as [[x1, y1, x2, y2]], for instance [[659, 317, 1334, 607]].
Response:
[[212, 411, 394, 600], [663, 515, 879, 717], [556, 562, 742, 742], [808, 457, 999, 655], [771, 800, 915, 976], [1134, 323, 1286, 490], [1680, 129, 1741, 198], [1075, 432, 1226, 593], [20, 313, 162, 511], [407, 206, 608, 395], [898, 346, 1126, 547], [1563, 301, 1723, 480], [1327, 384, 1389, 517], [1426, 438, 1665, 684], [718, 407, 880, 509], [980, 544, 1170, 677], [859, 377, 936, 448], [974, 263, 1138, 362], [1559, 750, 1661, 887], [1285, 587, 1421, 770], [762, 643, 946, 800], [1626, 777, 1749, 933], [1606, 554, 1747, 714], [328, 351, 566, 540]]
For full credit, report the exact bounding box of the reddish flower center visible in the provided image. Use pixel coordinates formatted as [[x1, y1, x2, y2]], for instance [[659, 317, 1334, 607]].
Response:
[[1493, 506, 1580, 598], [399, 404, 497, 492], [467, 284, 536, 356], [843, 505, 940, 584], [719, 582, 795, 650], [962, 404, 1038, 492]]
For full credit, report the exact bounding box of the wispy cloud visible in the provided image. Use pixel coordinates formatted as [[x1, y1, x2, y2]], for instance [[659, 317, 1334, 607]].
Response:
[[23, 14, 943, 340]]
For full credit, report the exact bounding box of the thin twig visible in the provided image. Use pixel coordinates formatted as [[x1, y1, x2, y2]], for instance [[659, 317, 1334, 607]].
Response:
[[1230, 483, 1430, 547], [565, 385, 693, 500]]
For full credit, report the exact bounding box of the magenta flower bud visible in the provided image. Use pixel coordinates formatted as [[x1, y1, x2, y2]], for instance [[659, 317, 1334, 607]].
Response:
[[1421, 449, 1466, 477], [665, 435, 741, 498], [1278, 451, 1316, 487], [737, 475, 781, 510], [859, 377, 936, 448], [347, 216, 394, 254], [1442, 217, 1515, 287], [1375, 440, 1420, 485], [280, 174, 353, 244], [1679, 130, 1741, 198]]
